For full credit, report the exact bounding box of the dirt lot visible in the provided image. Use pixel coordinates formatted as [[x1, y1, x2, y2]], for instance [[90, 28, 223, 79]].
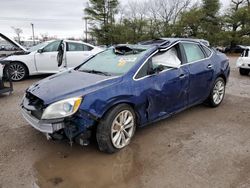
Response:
[[0, 56, 249, 188]]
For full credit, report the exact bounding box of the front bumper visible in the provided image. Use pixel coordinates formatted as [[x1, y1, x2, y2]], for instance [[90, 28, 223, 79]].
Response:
[[21, 107, 64, 134], [236, 60, 250, 69]]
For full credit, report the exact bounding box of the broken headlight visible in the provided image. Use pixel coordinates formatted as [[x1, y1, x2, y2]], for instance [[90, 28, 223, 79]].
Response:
[[41, 97, 82, 120]]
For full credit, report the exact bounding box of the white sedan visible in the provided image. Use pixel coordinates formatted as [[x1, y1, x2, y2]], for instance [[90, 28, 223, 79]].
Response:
[[0, 63, 3, 79], [2, 35, 102, 81], [236, 46, 250, 75]]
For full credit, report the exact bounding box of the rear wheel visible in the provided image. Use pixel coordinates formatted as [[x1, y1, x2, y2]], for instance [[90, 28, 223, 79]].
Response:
[[239, 68, 249, 76], [207, 77, 225, 107], [96, 104, 136, 153]]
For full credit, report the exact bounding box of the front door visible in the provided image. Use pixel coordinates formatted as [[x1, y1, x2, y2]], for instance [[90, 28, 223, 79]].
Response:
[[134, 44, 189, 122], [35, 40, 62, 73]]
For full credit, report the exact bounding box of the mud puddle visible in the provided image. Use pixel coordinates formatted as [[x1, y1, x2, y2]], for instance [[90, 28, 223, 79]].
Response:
[[33, 143, 143, 188]]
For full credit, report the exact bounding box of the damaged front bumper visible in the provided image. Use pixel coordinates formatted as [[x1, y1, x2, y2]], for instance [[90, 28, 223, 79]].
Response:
[[21, 105, 96, 146], [21, 107, 64, 134]]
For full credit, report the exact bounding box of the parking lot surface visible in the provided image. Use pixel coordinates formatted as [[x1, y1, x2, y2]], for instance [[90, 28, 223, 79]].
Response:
[[0, 56, 249, 188]]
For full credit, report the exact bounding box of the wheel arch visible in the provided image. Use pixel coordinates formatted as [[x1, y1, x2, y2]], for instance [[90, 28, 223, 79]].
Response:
[[217, 73, 227, 84], [4, 61, 30, 76], [100, 101, 141, 126]]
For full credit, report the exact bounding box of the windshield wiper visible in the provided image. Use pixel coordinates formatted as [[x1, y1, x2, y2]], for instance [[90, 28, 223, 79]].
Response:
[[79, 69, 111, 76]]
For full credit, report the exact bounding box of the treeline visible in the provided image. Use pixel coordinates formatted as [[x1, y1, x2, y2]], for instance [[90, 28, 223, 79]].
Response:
[[84, 0, 250, 47]]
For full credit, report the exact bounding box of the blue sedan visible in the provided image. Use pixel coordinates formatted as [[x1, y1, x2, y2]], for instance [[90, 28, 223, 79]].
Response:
[[21, 38, 230, 153]]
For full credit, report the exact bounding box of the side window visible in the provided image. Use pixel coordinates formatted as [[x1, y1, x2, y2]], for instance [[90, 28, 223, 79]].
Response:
[[43, 41, 61, 52], [67, 42, 93, 51], [201, 45, 212, 57], [245, 49, 249, 57], [182, 43, 206, 63], [134, 45, 182, 79], [84, 45, 93, 51], [152, 46, 181, 69], [134, 61, 150, 79]]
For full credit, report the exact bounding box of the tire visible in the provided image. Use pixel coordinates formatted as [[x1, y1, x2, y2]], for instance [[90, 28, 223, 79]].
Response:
[[207, 77, 226, 107], [239, 68, 249, 76], [96, 104, 136, 153], [5, 62, 28, 81]]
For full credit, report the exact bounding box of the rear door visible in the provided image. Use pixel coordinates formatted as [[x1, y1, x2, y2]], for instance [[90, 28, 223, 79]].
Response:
[[65, 42, 94, 68], [181, 42, 214, 105]]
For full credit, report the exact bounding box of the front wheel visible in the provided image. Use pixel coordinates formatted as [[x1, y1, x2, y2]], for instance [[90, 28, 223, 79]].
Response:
[[207, 77, 226, 107], [96, 104, 136, 153], [5, 62, 28, 81], [239, 68, 249, 76]]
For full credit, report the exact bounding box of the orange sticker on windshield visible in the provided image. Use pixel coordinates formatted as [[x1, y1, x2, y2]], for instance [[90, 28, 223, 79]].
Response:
[[118, 58, 126, 67]]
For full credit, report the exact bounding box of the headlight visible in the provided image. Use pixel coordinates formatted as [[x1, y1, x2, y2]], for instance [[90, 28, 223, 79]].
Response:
[[41, 97, 82, 120]]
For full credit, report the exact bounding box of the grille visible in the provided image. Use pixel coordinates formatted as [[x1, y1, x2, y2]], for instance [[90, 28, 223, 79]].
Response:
[[24, 92, 45, 119], [26, 92, 44, 109]]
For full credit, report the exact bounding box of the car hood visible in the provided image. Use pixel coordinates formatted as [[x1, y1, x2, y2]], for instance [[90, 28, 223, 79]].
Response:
[[27, 70, 122, 105], [0, 33, 28, 52]]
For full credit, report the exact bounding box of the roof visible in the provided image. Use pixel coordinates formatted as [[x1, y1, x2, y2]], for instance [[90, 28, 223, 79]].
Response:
[[139, 38, 210, 47]]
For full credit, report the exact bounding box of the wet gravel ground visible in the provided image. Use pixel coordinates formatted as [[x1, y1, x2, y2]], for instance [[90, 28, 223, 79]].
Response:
[[0, 56, 249, 188]]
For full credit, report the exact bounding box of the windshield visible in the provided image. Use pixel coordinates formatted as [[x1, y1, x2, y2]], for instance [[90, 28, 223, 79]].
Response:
[[77, 45, 149, 76], [28, 41, 50, 52]]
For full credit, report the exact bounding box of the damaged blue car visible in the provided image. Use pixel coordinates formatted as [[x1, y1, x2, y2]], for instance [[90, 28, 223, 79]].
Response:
[[21, 38, 230, 153]]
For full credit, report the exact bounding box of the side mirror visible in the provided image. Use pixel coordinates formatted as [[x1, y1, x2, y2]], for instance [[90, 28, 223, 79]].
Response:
[[37, 49, 43, 53]]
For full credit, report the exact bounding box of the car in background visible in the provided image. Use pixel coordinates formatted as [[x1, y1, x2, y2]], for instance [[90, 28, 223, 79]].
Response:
[[224, 45, 246, 54], [0, 63, 3, 78], [215, 46, 226, 53], [1, 33, 103, 81], [236, 47, 250, 75], [0, 33, 27, 58], [21, 38, 230, 153]]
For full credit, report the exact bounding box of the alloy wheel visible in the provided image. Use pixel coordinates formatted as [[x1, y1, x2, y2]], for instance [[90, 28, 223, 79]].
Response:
[[9, 63, 26, 81], [111, 110, 135, 149], [212, 80, 225, 105]]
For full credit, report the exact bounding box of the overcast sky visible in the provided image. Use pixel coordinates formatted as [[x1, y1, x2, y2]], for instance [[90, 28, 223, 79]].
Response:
[[0, 0, 230, 40]]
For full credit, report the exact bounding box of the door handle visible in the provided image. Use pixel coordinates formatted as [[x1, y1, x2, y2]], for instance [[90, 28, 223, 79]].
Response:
[[179, 74, 186, 79], [207, 64, 213, 69]]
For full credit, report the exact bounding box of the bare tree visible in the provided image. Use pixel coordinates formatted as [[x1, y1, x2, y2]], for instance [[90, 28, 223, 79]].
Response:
[[147, 0, 191, 24], [146, 0, 191, 36], [231, 0, 245, 11], [40, 33, 49, 41], [11, 27, 23, 43]]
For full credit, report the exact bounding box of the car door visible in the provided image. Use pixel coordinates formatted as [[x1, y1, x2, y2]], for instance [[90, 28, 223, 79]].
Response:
[[181, 42, 214, 105], [35, 40, 62, 73], [65, 42, 94, 68], [133, 44, 189, 122]]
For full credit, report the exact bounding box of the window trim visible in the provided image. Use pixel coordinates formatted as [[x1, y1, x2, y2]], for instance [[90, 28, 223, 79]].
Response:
[[133, 41, 213, 81]]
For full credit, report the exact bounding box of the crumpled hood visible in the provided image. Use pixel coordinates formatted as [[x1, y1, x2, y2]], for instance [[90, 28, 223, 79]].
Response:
[[27, 70, 121, 105]]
